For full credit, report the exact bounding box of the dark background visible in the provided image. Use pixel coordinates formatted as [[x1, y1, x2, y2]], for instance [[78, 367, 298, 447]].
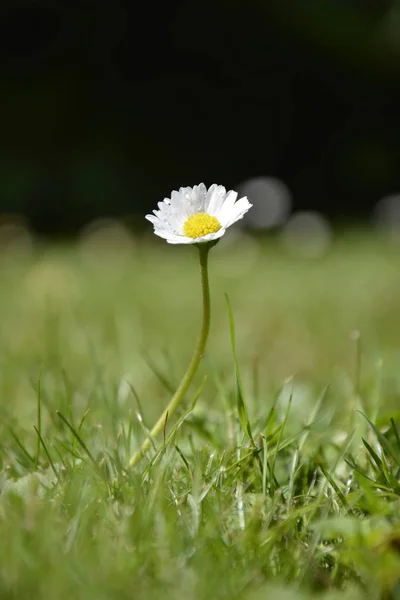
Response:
[[1, 0, 400, 234]]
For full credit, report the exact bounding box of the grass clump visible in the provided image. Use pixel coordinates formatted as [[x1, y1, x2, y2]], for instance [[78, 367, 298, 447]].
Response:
[[1, 232, 400, 599]]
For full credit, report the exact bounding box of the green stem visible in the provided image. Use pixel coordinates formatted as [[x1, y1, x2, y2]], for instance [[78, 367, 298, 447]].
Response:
[[129, 243, 211, 468]]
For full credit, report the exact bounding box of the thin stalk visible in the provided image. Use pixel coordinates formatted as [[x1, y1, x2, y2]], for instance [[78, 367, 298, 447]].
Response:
[[129, 243, 211, 467]]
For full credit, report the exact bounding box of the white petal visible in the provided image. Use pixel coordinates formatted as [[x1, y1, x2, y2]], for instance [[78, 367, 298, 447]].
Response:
[[157, 200, 169, 211], [154, 229, 185, 243], [192, 183, 207, 212], [166, 237, 197, 244], [179, 184, 206, 214], [146, 214, 160, 225], [214, 190, 239, 223], [149, 204, 184, 234], [203, 183, 218, 211], [170, 190, 189, 217], [220, 197, 252, 228], [163, 232, 200, 244], [205, 185, 228, 215], [178, 187, 197, 212]]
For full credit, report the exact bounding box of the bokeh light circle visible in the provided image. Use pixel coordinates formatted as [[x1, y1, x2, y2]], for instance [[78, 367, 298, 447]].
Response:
[[237, 177, 292, 229], [281, 211, 332, 258]]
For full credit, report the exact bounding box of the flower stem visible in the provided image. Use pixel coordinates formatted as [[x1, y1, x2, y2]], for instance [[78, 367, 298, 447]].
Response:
[[129, 243, 211, 468]]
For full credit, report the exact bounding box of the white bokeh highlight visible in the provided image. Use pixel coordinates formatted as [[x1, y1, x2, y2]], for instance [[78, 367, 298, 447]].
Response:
[[238, 177, 292, 229], [281, 211, 332, 258], [0, 216, 34, 256], [372, 194, 400, 241], [79, 218, 135, 264]]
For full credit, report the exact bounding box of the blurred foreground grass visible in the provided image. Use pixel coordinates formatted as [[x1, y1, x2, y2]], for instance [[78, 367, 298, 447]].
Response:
[[1, 231, 400, 599]]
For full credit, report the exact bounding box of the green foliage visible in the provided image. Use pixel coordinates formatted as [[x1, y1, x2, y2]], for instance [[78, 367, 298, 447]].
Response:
[[1, 234, 400, 599]]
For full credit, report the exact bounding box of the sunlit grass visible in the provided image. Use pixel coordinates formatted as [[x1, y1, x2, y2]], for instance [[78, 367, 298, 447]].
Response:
[[1, 231, 400, 599]]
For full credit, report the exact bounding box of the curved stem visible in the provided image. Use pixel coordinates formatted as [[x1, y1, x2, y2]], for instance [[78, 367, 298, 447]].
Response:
[[129, 244, 211, 468]]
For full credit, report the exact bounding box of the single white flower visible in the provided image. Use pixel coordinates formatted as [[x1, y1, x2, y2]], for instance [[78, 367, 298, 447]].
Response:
[[146, 183, 252, 244]]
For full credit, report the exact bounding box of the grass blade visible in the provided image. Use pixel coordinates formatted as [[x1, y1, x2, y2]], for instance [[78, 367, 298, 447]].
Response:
[[35, 370, 43, 468], [33, 426, 60, 482], [225, 293, 255, 446], [357, 410, 400, 468], [8, 427, 35, 466], [56, 410, 97, 466]]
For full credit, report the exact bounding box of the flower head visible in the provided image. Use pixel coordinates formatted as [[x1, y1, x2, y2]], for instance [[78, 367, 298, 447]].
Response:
[[146, 183, 252, 244]]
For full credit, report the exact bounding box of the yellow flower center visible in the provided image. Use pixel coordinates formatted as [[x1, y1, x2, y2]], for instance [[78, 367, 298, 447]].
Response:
[[183, 213, 221, 239]]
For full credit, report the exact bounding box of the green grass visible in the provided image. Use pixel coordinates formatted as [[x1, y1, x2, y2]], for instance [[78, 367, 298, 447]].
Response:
[[1, 231, 400, 599]]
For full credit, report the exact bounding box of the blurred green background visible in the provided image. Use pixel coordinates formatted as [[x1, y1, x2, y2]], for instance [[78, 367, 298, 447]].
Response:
[[2, 233, 400, 431]]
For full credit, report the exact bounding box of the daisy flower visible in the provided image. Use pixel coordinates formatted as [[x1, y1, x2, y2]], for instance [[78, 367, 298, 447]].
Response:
[[130, 182, 252, 468], [146, 183, 252, 244]]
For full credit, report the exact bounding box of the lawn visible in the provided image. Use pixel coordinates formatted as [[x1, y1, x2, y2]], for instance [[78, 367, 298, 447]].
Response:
[[1, 230, 400, 599]]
